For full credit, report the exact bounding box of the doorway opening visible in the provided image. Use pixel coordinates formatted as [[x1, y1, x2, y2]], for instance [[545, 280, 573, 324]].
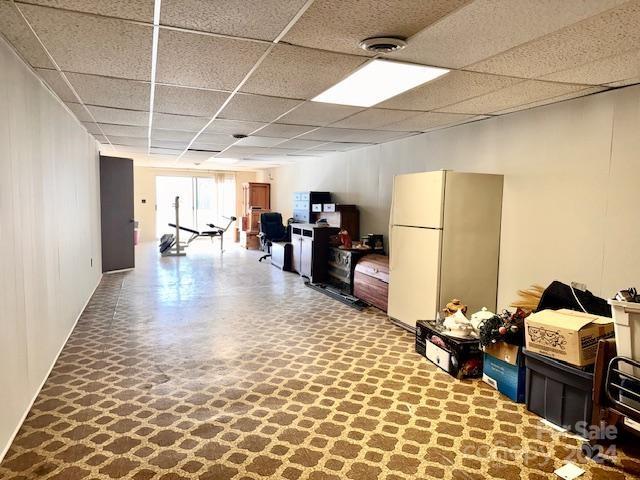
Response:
[[155, 174, 236, 240]]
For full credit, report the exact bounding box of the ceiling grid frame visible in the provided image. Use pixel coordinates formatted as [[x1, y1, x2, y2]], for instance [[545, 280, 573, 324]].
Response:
[[1, 0, 637, 168]]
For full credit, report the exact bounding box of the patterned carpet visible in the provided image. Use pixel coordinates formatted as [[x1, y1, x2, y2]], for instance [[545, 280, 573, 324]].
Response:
[[0, 244, 638, 480]]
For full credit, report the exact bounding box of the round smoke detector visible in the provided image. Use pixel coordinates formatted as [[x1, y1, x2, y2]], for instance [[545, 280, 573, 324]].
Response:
[[359, 37, 407, 54]]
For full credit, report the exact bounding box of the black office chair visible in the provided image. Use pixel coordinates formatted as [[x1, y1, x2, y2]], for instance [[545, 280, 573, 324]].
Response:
[[258, 212, 288, 262]]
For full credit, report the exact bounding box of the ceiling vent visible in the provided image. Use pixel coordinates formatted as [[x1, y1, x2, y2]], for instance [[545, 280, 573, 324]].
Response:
[[359, 37, 407, 54]]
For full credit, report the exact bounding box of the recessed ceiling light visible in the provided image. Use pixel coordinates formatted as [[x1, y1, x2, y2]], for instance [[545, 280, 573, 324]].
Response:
[[312, 59, 449, 108]]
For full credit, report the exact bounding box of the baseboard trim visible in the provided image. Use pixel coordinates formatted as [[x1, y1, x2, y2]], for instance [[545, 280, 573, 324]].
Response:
[[0, 275, 103, 463]]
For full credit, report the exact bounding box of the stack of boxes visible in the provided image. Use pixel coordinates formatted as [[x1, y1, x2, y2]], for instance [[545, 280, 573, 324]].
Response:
[[414, 306, 616, 436]]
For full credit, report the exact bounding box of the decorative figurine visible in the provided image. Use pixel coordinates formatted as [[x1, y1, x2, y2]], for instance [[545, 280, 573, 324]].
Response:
[[338, 229, 352, 249], [442, 298, 468, 317], [442, 310, 475, 338]]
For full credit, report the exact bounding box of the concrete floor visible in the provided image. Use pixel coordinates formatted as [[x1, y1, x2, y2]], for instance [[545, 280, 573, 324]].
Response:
[[0, 242, 637, 479]]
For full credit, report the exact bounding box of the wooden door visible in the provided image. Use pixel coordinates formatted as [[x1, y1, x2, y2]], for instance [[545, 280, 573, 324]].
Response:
[[100, 156, 134, 272]]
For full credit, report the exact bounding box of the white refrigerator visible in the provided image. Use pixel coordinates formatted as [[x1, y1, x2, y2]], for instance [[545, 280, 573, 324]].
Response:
[[388, 170, 503, 331]]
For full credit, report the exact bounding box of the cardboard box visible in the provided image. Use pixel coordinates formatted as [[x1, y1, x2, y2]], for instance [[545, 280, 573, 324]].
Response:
[[525, 309, 614, 367], [482, 343, 526, 402], [415, 320, 483, 379]]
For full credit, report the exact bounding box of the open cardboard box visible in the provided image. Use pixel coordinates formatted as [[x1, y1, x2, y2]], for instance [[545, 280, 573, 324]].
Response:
[[525, 309, 614, 367], [483, 343, 526, 402]]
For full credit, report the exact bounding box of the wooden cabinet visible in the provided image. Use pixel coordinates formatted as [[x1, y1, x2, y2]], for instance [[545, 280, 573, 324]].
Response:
[[240, 231, 260, 250], [290, 224, 339, 283], [244, 209, 269, 232], [320, 204, 360, 239], [243, 182, 270, 214]]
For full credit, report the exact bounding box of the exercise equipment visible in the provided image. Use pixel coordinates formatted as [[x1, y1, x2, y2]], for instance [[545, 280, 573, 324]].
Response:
[[160, 196, 186, 256], [159, 196, 236, 256]]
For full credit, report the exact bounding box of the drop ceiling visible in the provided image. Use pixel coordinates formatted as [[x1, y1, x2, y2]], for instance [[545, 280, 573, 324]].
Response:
[[0, 0, 638, 169]]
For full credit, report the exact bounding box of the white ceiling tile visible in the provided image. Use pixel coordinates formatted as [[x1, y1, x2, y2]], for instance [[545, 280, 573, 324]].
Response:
[[150, 139, 188, 149], [91, 134, 109, 144], [222, 146, 296, 157], [437, 80, 590, 115], [36, 68, 77, 102], [396, 0, 628, 69], [87, 105, 148, 126], [151, 129, 194, 142], [65, 72, 150, 110], [152, 112, 209, 132], [154, 85, 228, 117], [219, 93, 301, 123], [329, 108, 420, 129], [19, 4, 152, 80], [491, 86, 606, 114], [253, 123, 317, 138], [197, 132, 237, 146], [309, 142, 374, 152], [21, 0, 154, 22], [380, 112, 483, 132], [65, 103, 92, 122], [541, 49, 640, 86], [0, 1, 54, 68], [160, 0, 308, 41], [100, 123, 148, 137], [378, 71, 521, 111], [108, 135, 148, 147], [149, 147, 182, 155], [468, 2, 640, 79], [240, 44, 367, 99], [204, 119, 267, 136], [277, 101, 364, 126], [234, 136, 285, 148], [81, 121, 102, 134], [276, 138, 328, 150], [156, 29, 269, 91], [299, 127, 412, 143], [282, 0, 469, 56], [189, 142, 232, 152]]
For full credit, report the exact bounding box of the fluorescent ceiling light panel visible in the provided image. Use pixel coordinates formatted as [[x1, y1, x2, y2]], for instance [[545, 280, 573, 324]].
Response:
[[312, 59, 449, 107]]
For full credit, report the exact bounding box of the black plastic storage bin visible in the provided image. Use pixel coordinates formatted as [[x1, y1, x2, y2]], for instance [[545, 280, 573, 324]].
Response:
[[524, 349, 594, 436]]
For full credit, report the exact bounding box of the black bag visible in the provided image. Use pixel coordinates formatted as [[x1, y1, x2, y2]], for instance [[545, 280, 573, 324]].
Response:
[[536, 281, 611, 317]]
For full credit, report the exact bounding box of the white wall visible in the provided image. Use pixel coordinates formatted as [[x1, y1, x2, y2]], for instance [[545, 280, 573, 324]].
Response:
[[267, 85, 640, 309], [0, 38, 102, 459]]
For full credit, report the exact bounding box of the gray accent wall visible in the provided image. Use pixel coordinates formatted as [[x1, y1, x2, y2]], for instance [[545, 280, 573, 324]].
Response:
[[0, 37, 102, 458]]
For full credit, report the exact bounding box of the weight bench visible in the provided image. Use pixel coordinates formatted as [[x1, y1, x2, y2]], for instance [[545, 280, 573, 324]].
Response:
[[167, 216, 236, 253]]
